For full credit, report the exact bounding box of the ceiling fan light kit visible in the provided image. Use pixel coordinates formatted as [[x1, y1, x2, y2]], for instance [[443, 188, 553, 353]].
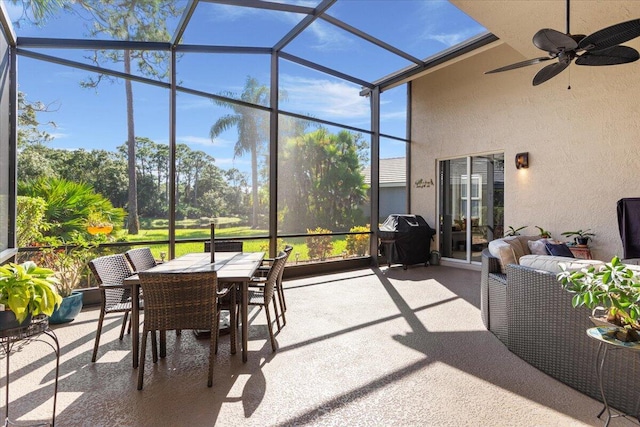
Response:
[[485, 0, 640, 86]]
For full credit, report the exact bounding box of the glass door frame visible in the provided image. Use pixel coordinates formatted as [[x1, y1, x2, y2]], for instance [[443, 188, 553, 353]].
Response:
[[437, 152, 503, 265]]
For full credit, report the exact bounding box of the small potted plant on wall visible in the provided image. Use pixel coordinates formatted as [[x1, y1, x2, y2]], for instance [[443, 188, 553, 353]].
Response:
[[38, 235, 97, 324], [558, 256, 640, 341], [561, 229, 595, 246], [535, 226, 552, 238], [0, 261, 62, 332], [504, 225, 527, 237]]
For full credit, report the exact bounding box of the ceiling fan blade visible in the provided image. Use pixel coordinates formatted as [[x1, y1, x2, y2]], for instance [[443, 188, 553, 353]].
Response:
[[576, 45, 640, 66], [533, 28, 578, 53], [532, 61, 570, 86], [485, 57, 552, 74], [578, 19, 640, 51]]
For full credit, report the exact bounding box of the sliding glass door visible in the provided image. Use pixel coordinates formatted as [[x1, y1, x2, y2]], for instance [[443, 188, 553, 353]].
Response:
[[438, 154, 504, 263]]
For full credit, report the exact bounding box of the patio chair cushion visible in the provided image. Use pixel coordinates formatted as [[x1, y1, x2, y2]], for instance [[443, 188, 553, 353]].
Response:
[[489, 235, 542, 274], [519, 254, 603, 273], [544, 242, 575, 258], [527, 238, 554, 255]]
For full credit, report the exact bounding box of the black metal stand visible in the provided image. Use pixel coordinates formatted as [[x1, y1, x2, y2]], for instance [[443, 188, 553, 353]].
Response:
[[0, 315, 60, 427], [587, 327, 640, 427]]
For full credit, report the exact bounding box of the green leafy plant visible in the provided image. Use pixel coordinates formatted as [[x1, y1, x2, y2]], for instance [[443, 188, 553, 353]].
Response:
[[561, 229, 595, 245], [558, 256, 640, 337], [37, 235, 99, 297], [535, 226, 552, 238], [504, 225, 527, 237], [306, 227, 333, 261], [0, 261, 62, 322], [346, 225, 369, 256]]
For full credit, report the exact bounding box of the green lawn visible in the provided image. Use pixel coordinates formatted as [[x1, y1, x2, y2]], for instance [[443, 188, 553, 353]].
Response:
[[123, 227, 355, 261]]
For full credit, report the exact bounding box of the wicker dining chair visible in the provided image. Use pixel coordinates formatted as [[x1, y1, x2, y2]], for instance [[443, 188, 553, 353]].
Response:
[[126, 246, 181, 349], [253, 245, 292, 328], [125, 247, 158, 272], [246, 251, 288, 352], [137, 270, 230, 389], [88, 253, 156, 363], [204, 240, 243, 253]]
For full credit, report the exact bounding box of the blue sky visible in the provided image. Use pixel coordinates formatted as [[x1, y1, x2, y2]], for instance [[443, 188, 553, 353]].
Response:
[[7, 0, 485, 173]]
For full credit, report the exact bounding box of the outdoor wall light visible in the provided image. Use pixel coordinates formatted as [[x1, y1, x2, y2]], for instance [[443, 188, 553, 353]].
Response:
[[515, 152, 529, 169]]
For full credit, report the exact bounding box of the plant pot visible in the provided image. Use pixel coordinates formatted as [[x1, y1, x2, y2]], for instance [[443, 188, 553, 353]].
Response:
[[0, 311, 32, 335], [49, 291, 83, 324], [87, 225, 113, 235], [575, 237, 589, 246]]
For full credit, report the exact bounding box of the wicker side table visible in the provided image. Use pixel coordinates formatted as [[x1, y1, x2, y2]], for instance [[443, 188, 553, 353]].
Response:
[[0, 315, 60, 427]]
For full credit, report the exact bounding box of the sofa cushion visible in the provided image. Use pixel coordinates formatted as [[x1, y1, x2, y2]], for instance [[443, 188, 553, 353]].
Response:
[[519, 254, 604, 273], [488, 238, 517, 274], [488, 236, 542, 274], [545, 242, 575, 258], [528, 238, 554, 255]]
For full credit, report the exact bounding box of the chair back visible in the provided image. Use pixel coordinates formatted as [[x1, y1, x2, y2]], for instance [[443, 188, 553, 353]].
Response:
[[88, 254, 134, 305], [125, 247, 157, 272], [204, 240, 243, 253], [263, 251, 288, 302], [138, 271, 219, 332], [279, 245, 293, 281]]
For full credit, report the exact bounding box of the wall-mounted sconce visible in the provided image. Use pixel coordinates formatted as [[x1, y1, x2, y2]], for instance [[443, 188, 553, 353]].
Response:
[[415, 178, 434, 188], [515, 152, 529, 169]]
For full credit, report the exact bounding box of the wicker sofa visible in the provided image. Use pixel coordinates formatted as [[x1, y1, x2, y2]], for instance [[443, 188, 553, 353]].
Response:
[[481, 247, 640, 418]]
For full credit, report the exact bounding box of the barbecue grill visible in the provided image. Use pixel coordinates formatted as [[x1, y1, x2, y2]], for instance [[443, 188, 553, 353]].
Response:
[[378, 214, 435, 269]]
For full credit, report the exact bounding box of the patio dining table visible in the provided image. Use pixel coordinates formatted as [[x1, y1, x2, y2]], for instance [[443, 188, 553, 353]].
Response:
[[124, 251, 265, 367]]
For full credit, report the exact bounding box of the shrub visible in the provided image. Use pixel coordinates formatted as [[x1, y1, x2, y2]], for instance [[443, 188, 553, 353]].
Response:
[[306, 227, 333, 261], [346, 225, 370, 256], [16, 196, 50, 247]]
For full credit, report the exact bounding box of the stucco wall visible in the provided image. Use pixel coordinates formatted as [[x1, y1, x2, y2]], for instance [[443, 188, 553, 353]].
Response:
[[411, 42, 640, 261]]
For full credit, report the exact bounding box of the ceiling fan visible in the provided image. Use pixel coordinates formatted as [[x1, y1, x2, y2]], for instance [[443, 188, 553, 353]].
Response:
[[485, 0, 640, 86]]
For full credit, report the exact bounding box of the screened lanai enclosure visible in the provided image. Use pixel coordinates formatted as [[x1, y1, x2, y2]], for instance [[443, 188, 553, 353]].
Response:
[[0, 0, 494, 276]]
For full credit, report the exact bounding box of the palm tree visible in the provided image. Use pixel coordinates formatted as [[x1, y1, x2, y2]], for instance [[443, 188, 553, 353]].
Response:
[[210, 77, 270, 229]]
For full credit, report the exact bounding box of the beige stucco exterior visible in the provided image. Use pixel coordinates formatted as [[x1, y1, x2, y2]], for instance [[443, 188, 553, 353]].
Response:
[[411, 40, 640, 261]]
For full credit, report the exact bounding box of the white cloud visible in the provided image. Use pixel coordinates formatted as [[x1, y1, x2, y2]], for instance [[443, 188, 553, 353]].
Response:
[[305, 21, 354, 52], [214, 157, 250, 167], [281, 74, 369, 119], [415, 1, 484, 49], [49, 132, 69, 140], [177, 135, 234, 148], [380, 110, 406, 122], [423, 29, 482, 48]]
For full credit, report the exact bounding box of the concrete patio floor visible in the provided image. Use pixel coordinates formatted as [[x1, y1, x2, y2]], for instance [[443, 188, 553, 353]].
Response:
[[1, 264, 634, 426]]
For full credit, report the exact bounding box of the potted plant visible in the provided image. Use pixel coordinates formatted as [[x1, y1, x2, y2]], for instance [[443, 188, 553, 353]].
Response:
[[535, 226, 552, 238], [38, 235, 97, 324], [561, 229, 595, 246], [558, 256, 640, 341], [0, 261, 62, 331], [85, 211, 114, 236], [504, 225, 527, 237]]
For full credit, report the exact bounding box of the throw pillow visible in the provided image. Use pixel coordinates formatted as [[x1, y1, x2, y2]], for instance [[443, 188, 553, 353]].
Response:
[[545, 242, 575, 258], [528, 239, 550, 255]]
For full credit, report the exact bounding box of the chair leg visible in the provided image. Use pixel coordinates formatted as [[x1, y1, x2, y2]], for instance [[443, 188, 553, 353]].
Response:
[[153, 331, 160, 362], [120, 311, 129, 340], [91, 308, 106, 362], [264, 303, 277, 352], [272, 293, 282, 332], [230, 285, 237, 354], [277, 288, 286, 326], [159, 330, 166, 359], [208, 318, 216, 388], [280, 285, 287, 312], [137, 330, 148, 390], [215, 309, 221, 355]]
